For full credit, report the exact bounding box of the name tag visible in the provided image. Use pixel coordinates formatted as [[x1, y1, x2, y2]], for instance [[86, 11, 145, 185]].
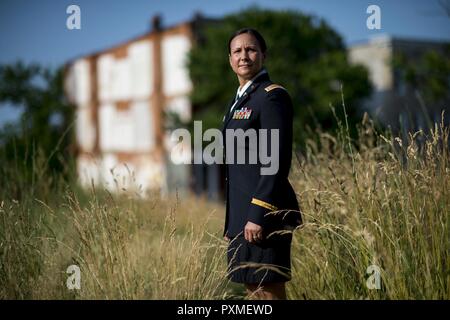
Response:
[[232, 107, 252, 120]]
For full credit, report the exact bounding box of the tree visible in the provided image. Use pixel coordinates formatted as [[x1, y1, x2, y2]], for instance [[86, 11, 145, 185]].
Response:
[[394, 46, 450, 104], [0, 61, 74, 194], [391, 45, 450, 133], [188, 7, 372, 150]]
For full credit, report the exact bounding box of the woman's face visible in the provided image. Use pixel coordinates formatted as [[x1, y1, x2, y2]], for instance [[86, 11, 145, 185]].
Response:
[[229, 33, 265, 82]]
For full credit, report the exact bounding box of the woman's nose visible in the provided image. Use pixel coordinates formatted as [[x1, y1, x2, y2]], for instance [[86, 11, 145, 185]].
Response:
[[240, 51, 249, 60]]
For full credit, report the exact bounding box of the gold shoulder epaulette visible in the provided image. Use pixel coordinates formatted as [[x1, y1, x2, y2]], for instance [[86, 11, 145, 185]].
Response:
[[264, 84, 285, 93]]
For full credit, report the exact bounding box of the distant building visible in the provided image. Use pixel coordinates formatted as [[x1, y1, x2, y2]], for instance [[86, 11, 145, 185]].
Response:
[[348, 35, 449, 135], [64, 14, 219, 197]]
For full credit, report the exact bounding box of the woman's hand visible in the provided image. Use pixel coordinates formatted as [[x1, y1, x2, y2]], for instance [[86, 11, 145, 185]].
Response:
[[244, 221, 263, 243]]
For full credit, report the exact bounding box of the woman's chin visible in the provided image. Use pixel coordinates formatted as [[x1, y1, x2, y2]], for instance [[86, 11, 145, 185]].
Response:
[[238, 71, 257, 80]]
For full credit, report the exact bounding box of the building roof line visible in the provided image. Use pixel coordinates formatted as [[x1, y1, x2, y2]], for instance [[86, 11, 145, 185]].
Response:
[[65, 13, 218, 66], [348, 33, 450, 49]]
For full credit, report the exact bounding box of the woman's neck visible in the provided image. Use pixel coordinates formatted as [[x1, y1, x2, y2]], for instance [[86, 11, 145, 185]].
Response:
[[238, 77, 250, 88], [237, 68, 265, 88]]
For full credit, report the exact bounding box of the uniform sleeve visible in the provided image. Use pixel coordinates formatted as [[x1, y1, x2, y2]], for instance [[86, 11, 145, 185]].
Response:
[[246, 87, 294, 227]]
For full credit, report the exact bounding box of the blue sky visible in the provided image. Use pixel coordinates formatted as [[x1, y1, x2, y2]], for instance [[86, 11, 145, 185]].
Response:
[[0, 0, 449, 125]]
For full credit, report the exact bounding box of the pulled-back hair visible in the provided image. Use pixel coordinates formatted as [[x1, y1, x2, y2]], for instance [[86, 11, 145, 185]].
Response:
[[228, 28, 267, 54]]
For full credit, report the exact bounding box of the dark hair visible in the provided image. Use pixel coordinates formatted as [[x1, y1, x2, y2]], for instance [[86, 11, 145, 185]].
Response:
[[228, 28, 267, 54]]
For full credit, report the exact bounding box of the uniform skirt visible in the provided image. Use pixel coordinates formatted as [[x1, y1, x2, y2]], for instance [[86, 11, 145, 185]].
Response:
[[226, 232, 293, 284]]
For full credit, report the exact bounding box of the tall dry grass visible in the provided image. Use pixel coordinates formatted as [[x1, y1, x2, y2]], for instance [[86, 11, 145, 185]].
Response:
[[0, 182, 232, 299], [0, 111, 448, 299], [289, 111, 449, 299]]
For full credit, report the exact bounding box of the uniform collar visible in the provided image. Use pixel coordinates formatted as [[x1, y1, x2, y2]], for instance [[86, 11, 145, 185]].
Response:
[[224, 69, 270, 127], [236, 69, 268, 98]]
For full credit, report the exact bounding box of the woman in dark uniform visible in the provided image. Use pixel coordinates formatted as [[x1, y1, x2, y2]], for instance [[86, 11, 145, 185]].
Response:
[[222, 28, 302, 300]]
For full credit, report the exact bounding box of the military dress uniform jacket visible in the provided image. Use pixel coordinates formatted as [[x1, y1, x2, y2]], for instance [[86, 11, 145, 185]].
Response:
[[222, 72, 302, 238]]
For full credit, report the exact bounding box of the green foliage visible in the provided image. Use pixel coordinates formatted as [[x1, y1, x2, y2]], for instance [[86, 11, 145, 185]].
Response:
[[189, 7, 372, 149], [0, 61, 75, 192], [393, 45, 450, 105]]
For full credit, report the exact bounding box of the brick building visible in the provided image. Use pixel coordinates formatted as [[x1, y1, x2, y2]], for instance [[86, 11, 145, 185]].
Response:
[[64, 15, 214, 197]]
